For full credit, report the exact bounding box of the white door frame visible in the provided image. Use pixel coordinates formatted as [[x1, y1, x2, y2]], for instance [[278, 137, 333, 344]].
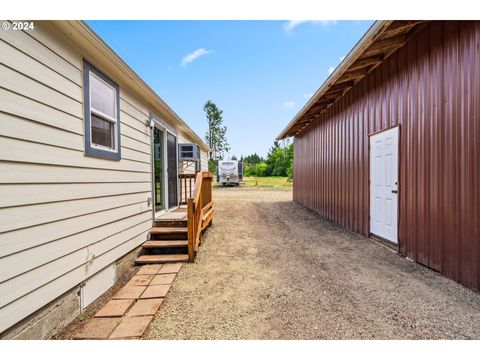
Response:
[[150, 112, 182, 217], [166, 130, 179, 211], [152, 120, 168, 219], [369, 126, 400, 244]]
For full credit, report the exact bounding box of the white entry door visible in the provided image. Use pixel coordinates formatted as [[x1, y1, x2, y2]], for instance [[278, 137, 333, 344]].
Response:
[[370, 127, 399, 243]]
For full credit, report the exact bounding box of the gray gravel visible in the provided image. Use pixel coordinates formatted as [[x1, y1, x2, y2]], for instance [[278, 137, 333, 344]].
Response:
[[145, 188, 480, 339]]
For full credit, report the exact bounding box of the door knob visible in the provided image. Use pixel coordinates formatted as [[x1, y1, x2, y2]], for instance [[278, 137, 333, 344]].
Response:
[[392, 181, 398, 194]]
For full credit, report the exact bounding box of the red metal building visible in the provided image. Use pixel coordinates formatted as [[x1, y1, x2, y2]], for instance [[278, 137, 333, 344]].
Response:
[[277, 21, 480, 290]]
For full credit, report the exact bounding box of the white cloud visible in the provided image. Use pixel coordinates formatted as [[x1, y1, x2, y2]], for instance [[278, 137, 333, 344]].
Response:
[[284, 20, 337, 32], [303, 93, 314, 99], [327, 55, 346, 75], [181, 48, 213, 67], [283, 100, 296, 108]]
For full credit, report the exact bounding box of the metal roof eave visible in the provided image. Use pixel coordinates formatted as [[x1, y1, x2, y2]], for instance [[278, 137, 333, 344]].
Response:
[[276, 20, 394, 140]]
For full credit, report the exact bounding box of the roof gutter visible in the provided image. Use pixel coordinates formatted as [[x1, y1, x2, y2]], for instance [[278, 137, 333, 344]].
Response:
[[276, 20, 393, 140]]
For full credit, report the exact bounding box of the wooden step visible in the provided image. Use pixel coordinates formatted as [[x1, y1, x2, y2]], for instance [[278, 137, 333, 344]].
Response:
[[142, 240, 188, 248], [150, 227, 187, 234], [135, 254, 189, 264], [154, 220, 187, 228]]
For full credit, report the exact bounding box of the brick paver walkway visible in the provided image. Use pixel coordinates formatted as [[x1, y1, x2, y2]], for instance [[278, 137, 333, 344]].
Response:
[[73, 263, 182, 339]]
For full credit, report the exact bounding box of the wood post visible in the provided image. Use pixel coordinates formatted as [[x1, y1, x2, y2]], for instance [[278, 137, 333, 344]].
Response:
[[187, 198, 194, 261], [185, 171, 214, 261]]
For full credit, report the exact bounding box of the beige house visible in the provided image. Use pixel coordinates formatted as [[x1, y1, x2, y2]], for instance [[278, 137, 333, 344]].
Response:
[[0, 21, 209, 338]]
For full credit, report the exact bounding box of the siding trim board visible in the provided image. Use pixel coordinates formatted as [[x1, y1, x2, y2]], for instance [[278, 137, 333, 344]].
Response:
[[286, 21, 480, 291]]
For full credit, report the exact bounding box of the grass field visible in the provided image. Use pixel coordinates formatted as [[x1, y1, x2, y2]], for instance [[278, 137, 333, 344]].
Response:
[[213, 176, 293, 189]]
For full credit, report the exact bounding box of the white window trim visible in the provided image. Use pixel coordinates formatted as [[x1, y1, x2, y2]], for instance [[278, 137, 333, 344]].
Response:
[[90, 108, 117, 123], [89, 72, 119, 152]]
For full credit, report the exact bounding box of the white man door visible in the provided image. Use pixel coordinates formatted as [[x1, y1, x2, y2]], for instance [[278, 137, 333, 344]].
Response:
[[369, 127, 399, 244]]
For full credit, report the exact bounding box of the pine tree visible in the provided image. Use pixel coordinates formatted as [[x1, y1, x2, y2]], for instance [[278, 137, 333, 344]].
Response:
[[204, 100, 230, 171]]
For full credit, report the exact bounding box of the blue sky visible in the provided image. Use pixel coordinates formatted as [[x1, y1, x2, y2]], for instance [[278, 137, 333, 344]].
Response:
[[87, 20, 374, 158]]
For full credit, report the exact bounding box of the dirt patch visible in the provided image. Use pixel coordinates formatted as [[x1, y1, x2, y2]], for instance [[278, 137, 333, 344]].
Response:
[[145, 188, 480, 339]]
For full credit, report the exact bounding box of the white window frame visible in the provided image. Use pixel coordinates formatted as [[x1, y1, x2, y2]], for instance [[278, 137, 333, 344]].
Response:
[[89, 72, 118, 152]]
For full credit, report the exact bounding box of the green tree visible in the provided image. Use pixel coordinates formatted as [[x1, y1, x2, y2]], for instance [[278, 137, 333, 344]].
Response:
[[242, 152, 264, 177], [265, 141, 281, 176], [262, 141, 293, 177], [268, 141, 280, 156], [243, 153, 264, 164], [204, 100, 230, 171], [242, 141, 293, 179], [255, 162, 268, 176], [244, 163, 254, 176]]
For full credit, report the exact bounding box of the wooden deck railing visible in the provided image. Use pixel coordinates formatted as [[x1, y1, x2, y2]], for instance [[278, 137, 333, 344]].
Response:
[[187, 171, 214, 261], [179, 173, 196, 205]]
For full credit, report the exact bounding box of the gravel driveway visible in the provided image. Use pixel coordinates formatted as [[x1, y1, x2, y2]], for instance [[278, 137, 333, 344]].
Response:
[[145, 188, 480, 339]]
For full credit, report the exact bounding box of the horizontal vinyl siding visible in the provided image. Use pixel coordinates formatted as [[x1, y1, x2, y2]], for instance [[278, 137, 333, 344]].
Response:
[[179, 161, 196, 174], [0, 203, 150, 258], [201, 149, 209, 172], [0, 162, 150, 184], [0, 183, 151, 208], [293, 21, 480, 290], [0, 22, 154, 333]]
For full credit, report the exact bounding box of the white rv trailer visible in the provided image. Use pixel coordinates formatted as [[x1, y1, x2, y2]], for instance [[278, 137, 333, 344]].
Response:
[[217, 160, 243, 186]]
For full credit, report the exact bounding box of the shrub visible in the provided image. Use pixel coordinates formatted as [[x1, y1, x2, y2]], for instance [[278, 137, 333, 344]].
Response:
[[255, 162, 268, 177]]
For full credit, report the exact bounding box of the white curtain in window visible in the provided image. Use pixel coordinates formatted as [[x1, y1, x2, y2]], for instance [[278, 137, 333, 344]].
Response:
[[90, 73, 116, 118]]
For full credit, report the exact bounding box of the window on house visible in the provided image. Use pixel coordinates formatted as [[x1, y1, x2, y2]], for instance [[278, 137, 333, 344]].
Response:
[[179, 144, 195, 159], [83, 61, 121, 160]]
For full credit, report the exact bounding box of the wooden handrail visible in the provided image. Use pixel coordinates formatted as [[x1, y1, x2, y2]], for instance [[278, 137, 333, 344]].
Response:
[[187, 171, 214, 261]]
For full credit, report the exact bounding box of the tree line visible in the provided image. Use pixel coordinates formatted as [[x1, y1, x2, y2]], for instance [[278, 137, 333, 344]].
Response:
[[204, 99, 293, 179], [240, 141, 293, 179]]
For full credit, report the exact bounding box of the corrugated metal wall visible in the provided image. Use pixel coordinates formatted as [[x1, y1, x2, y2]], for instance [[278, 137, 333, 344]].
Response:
[[294, 21, 480, 290]]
